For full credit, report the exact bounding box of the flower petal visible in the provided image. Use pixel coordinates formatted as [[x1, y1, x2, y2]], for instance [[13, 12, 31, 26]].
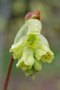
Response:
[[25, 69, 34, 76], [16, 59, 32, 71], [34, 47, 47, 60], [26, 33, 40, 49], [22, 46, 35, 66], [14, 24, 28, 43], [10, 37, 25, 59], [26, 19, 42, 35], [34, 60, 42, 71], [16, 46, 35, 69], [34, 34, 51, 60], [41, 49, 54, 63], [39, 34, 49, 47]]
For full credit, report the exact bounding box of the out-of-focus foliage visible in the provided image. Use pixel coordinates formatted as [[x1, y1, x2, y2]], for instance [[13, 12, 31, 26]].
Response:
[[11, 0, 26, 16]]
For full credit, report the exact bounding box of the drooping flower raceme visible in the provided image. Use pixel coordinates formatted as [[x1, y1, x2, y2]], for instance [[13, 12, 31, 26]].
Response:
[[10, 19, 54, 78]]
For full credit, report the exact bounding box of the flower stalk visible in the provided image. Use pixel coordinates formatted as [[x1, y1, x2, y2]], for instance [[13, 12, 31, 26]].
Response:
[[3, 57, 14, 90]]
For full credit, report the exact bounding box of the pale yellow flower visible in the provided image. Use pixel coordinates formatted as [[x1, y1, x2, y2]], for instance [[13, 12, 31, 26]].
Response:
[[10, 18, 54, 77], [16, 46, 35, 70]]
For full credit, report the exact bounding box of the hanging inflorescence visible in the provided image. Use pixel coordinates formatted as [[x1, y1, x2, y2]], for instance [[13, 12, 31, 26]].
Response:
[[10, 11, 54, 78]]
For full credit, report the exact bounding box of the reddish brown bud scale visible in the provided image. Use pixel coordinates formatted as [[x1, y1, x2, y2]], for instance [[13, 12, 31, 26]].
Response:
[[25, 11, 40, 20]]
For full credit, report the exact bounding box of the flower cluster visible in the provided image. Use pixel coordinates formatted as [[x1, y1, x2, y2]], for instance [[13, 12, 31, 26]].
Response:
[[10, 19, 54, 78]]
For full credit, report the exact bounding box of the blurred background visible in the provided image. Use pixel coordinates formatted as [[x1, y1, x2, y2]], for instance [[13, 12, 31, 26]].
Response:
[[0, 0, 60, 90]]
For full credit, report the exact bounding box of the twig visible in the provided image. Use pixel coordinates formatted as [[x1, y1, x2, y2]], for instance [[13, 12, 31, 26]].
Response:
[[3, 56, 14, 90]]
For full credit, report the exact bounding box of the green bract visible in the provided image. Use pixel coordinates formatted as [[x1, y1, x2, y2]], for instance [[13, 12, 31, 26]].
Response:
[[26, 19, 42, 35], [10, 19, 54, 78]]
